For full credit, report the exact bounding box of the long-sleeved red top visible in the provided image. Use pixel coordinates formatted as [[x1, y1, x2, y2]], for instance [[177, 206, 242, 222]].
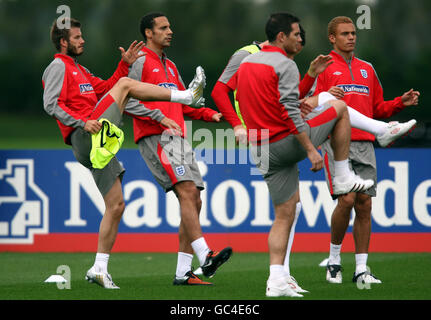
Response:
[[212, 42, 315, 129], [42, 53, 130, 144], [313, 50, 405, 141], [126, 47, 217, 143]]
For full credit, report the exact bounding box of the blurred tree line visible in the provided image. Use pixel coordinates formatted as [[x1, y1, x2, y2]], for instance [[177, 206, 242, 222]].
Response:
[[0, 0, 429, 124]]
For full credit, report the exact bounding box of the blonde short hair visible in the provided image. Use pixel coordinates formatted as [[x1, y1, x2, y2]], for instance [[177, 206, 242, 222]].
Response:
[[327, 16, 354, 37]]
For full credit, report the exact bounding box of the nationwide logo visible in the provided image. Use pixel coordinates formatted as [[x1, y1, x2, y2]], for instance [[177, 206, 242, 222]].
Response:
[[79, 83, 95, 94], [0, 159, 49, 243], [336, 84, 370, 96]]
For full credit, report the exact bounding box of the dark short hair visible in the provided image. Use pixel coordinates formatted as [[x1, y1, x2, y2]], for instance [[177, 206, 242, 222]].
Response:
[[299, 24, 306, 46], [50, 17, 81, 52], [265, 12, 300, 42], [140, 12, 166, 41]]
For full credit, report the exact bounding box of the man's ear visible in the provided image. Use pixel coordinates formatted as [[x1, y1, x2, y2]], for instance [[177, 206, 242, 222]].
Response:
[[60, 37, 68, 50], [145, 28, 152, 40], [328, 34, 336, 45], [275, 31, 286, 43]]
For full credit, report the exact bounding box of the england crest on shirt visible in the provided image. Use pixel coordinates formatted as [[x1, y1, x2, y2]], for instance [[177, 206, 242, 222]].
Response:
[[360, 69, 368, 79], [175, 165, 185, 176]]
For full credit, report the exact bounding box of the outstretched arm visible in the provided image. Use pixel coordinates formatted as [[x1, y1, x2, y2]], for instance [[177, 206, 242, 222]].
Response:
[[306, 55, 333, 78], [86, 41, 146, 99], [401, 89, 420, 107], [119, 40, 145, 65]]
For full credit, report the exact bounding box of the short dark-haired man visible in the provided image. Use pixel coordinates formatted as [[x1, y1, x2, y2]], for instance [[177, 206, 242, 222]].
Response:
[[42, 17, 205, 289], [234, 12, 374, 297], [210, 23, 335, 294], [125, 12, 232, 285]]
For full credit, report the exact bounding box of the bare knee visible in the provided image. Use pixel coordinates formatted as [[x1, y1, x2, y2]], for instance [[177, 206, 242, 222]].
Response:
[[106, 199, 125, 221], [113, 77, 135, 93], [337, 193, 356, 210], [175, 182, 200, 204], [331, 99, 348, 117], [354, 194, 372, 216]]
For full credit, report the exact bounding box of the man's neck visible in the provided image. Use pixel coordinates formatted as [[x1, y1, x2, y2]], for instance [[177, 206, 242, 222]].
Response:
[[268, 41, 293, 58], [334, 48, 353, 62], [258, 40, 270, 48], [146, 42, 164, 57]]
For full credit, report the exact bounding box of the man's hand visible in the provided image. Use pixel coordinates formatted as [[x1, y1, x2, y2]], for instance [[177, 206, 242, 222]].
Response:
[[295, 131, 323, 172], [212, 113, 223, 122], [233, 124, 248, 145], [84, 120, 102, 134], [401, 89, 420, 106], [307, 55, 333, 78], [328, 86, 345, 99], [119, 40, 145, 65], [307, 148, 324, 172], [160, 117, 182, 136], [299, 98, 314, 119]]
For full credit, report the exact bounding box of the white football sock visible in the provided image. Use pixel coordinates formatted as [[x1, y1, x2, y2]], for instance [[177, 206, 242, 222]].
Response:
[[283, 202, 302, 276], [318, 92, 387, 137], [191, 237, 211, 266], [347, 106, 387, 137], [318, 92, 336, 106], [355, 253, 368, 275], [170, 89, 192, 105], [328, 243, 342, 265], [334, 159, 351, 178], [94, 253, 109, 273], [269, 264, 287, 280], [175, 252, 194, 278]]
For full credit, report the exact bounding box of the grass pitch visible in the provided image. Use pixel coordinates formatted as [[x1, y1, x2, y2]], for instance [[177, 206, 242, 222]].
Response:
[[0, 252, 430, 300]]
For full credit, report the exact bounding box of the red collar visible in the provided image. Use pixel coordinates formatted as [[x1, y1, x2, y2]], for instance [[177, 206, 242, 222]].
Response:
[[142, 46, 167, 61], [261, 45, 289, 58], [330, 50, 355, 64], [54, 53, 77, 63]]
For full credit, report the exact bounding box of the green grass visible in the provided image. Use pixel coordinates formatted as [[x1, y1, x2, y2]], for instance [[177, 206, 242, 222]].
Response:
[[0, 252, 430, 300]]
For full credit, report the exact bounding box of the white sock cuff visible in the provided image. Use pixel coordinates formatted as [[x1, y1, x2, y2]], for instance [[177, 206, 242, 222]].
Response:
[[328, 243, 342, 265], [178, 252, 194, 259], [191, 237, 210, 266], [170, 89, 192, 105], [269, 264, 286, 280], [95, 252, 110, 262], [94, 253, 110, 273], [318, 92, 337, 105], [330, 243, 342, 253], [176, 252, 194, 278], [355, 253, 368, 265], [355, 254, 368, 275], [333, 159, 351, 177]]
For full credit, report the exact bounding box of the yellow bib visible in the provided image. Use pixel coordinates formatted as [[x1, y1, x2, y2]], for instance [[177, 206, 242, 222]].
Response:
[[233, 44, 261, 128], [90, 118, 124, 169]]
